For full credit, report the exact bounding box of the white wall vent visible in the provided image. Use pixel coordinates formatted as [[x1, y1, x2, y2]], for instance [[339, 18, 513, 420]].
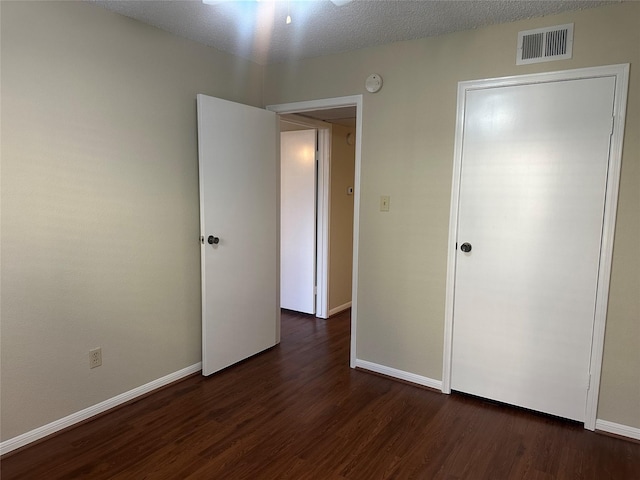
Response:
[[517, 23, 574, 65]]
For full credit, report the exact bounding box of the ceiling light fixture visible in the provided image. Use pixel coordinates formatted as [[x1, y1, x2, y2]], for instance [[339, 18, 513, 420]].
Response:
[[201, 0, 352, 26], [203, 0, 353, 7]]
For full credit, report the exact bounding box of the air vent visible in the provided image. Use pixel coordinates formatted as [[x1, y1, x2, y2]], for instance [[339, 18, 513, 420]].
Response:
[[517, 24, 573, 65]]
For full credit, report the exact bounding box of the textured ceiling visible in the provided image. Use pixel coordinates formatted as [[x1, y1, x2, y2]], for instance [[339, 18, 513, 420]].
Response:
[[91, 0, 614, 65]]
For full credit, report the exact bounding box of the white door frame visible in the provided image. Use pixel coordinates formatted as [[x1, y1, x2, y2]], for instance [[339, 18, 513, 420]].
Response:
[[442, 64, 629, 430], [279, 114, 332, 318], [267, 95, 363, 368]]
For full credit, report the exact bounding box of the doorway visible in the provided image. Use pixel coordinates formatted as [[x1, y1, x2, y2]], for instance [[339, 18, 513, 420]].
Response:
[[197, 95, 363, 377], [268, 95, 363, 368], [279, 110, 357, 319]]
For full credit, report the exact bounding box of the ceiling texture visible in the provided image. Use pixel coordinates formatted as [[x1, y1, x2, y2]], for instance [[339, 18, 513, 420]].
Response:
[[91, 0, 614, 66]]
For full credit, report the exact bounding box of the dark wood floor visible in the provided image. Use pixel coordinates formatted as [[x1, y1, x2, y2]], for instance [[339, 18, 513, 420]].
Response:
[[2, 309, 639, 479]]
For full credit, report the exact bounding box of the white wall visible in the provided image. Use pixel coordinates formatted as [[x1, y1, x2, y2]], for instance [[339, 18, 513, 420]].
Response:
[[264, 2, 640, 429], [0, 0, 263, 441]]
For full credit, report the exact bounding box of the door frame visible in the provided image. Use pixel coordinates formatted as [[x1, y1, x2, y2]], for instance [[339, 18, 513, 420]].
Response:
[[279, 114, 332, 318], [267, 95, 363, 368], [442, 64, 629, 430]]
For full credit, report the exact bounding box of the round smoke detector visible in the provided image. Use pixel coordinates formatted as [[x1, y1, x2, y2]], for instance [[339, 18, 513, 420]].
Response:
[[365, 74, 383, 93]]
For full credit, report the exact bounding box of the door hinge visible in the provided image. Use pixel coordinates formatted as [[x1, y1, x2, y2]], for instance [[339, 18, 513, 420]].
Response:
[[314, 286, 317, 295], [610, 116, 615, 135]]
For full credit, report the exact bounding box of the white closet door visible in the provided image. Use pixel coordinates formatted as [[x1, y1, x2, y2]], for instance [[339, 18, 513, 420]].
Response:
[[452, 77, 616, 421], [280, 130, 317, 314]]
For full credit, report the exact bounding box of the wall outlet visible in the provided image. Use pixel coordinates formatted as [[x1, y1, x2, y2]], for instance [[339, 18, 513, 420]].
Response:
[[89, 347, 102, 369]]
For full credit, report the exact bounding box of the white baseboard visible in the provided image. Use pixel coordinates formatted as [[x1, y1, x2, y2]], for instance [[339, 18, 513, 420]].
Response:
[[355, 359, 443, 391], [595, 419, 640, 441], [0, 363, 202, 456], [328, 301, 351, 317]]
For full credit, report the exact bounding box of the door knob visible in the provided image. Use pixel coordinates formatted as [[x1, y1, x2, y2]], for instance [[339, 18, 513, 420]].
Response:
[[208, 235, 220, 245], [460, 242, 472, 253]]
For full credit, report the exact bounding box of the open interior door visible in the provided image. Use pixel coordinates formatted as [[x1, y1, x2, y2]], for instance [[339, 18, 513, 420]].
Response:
[[197, 94, 280, 376], [280, 130, 317, 314]]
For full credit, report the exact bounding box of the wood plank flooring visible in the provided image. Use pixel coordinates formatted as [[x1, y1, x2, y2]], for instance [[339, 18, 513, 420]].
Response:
[[2, 309, 639, 479]]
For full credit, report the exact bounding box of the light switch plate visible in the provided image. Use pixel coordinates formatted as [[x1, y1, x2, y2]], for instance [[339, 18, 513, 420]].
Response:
[[380, 195, 390, 212]]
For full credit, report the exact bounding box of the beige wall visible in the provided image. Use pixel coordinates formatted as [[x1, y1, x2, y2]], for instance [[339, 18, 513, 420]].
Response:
[[0, 1, 263, 441], [329, 124, 355, 312], [264, 2, 640, 428]]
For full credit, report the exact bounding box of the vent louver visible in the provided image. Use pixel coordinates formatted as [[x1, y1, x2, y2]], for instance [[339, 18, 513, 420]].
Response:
[[517, 24, 573, 65]]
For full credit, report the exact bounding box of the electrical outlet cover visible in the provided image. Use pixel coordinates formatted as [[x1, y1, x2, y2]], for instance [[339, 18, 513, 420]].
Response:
[[89, 347, 102, 369]]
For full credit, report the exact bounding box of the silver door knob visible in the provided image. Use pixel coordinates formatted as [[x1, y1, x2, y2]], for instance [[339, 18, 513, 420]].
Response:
[[208, 235, 220, 245], [460, 242, 472, 252]]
